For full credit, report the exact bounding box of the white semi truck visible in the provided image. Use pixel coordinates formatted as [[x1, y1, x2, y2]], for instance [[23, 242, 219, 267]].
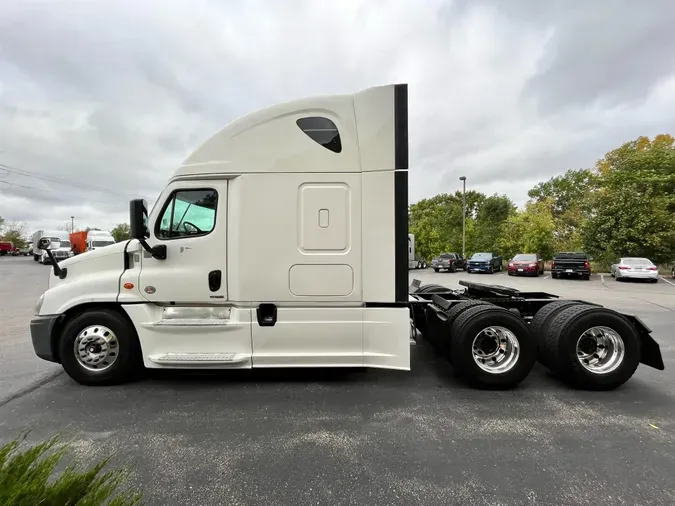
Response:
[[31, 229, 74, 264], [30, 83, 664, 391], [408, 234, 427, 269]]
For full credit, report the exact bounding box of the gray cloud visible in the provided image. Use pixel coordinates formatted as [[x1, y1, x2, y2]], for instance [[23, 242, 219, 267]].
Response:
[[0, 0, 674, 234]]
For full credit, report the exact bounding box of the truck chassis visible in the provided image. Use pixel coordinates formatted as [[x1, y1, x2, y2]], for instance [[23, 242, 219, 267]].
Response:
[[408, 279, 665, 390]]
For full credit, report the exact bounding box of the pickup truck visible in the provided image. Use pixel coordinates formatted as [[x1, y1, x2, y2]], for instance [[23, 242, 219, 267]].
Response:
[[551, 252, 591, 280], [432, 253, 466, 272], [467, 252, 502, 273]]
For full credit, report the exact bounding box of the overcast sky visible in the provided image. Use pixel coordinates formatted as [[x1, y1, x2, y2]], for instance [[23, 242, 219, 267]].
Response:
[[1, 0, 674, 235]]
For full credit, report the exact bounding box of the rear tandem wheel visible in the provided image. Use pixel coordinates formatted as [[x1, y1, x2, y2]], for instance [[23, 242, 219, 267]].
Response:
[[448, 305, 536, 389], [537, 305, 641, 390]]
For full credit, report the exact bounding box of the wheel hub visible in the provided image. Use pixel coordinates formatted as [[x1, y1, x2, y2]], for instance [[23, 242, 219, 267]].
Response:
[[576, 326, 625, 374], [472, 326, 520, 374], [74, 325, 119, 372]]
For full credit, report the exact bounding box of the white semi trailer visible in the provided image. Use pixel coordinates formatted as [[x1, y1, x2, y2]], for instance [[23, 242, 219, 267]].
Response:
[[30, 84, 664, 391], [408, 234, 427, 270]]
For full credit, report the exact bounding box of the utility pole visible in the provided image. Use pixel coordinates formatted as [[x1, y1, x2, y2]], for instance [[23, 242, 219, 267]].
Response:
[[71, 216, 74, 232], [459, 176, 466, 258]]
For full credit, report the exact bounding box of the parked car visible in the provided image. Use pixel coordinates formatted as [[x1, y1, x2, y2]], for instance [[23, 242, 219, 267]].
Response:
[[467, 252, 502, 273], [551, 252, 591, 280], [507, 253, 544, 277], [610, 257, 659, 283], [432, 252, 466, 272]]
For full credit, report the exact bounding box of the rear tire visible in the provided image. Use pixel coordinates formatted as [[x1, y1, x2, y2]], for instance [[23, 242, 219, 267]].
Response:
[[59, 308, 143, 386], [531, 301, 590, 370], [434, 268, 439, 272], [541, 305, 640, 390], [33, 254, 39, 262], [582, 274, 590, 281], [449, 306, 536, 389], [552, 273, 558, 279]]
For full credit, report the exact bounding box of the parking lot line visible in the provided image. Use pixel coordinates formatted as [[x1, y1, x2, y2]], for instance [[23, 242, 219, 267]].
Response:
[[543, 274, 550, 279], [660, 276, 675, 287]]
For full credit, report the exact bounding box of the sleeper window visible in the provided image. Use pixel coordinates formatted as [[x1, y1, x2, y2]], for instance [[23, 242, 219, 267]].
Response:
[[157, 189, 218, 240]]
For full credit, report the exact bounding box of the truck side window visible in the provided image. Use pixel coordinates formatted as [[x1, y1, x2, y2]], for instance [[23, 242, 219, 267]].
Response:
[[296, 117, 342, 153], [156, 189, 218, 240]]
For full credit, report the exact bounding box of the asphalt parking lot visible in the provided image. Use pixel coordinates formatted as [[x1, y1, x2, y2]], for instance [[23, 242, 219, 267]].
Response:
[[1, 256, 675, 505]]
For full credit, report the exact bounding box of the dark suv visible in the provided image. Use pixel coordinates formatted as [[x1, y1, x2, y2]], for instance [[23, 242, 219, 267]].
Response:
[[432, 253, 466, 272]]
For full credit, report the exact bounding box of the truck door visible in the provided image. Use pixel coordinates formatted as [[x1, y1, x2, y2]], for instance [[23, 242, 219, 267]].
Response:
[[134, 179, 252, 367], [139, 180, 228, 303]]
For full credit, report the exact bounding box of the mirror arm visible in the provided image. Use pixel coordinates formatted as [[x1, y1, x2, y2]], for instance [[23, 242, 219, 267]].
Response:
[[44, 249, 68, 279], [137, 239, 166, 260]]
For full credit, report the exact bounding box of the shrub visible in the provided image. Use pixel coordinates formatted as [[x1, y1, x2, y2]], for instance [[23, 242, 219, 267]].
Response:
[[0, 434, 142, 505]]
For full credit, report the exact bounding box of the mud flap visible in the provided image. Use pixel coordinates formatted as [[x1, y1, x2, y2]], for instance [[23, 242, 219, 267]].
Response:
[[624, 314, 665, 370]]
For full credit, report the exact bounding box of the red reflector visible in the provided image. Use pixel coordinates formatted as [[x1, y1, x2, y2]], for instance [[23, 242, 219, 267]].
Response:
[[123, 282, 134, 289], [648, 266, 657, 270], [551, 261, 556, 268], [619, 266, 630, 270], [584, 261, 590, 268]]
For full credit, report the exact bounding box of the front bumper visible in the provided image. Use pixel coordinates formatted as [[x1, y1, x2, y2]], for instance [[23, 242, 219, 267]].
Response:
[[508, 266, 537, 275], [467, 263, 491, 272], [30, 315, 62, 363]]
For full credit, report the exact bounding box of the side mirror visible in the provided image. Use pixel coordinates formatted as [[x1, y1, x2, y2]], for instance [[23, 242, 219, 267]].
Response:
[[129, 199, 149, 239], [38, 238, 51, 250]]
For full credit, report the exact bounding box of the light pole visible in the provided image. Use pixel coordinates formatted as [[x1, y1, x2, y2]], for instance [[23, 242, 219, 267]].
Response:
[[71, 216, 74, 232], [459, 176, 466, 258]]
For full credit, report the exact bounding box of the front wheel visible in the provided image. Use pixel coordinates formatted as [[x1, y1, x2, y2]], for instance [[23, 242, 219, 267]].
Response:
[[59, 308, 143, 386]]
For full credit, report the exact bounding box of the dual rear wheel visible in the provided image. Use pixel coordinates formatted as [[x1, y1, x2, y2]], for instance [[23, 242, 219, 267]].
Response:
[[421, 288, 642, 390]]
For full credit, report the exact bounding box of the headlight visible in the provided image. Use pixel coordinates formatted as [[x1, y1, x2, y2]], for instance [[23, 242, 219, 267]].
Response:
[[68, 251, 74, 257], [34, 294, 45, 316]]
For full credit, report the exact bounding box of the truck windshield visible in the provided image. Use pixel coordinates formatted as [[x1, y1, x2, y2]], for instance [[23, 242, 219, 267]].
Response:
[[471, 253, 492, 259]]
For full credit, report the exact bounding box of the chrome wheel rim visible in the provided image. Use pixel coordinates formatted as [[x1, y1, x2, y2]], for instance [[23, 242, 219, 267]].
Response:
[[74, 325, 119, 372], [472, 326, 520, 374], [576, 326, 624, 374]]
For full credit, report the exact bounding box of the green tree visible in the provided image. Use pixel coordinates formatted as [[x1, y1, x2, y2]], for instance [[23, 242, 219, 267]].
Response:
[[409, 190, 485, 259], [498, 199, 556, 261], [583, 134, 675, 265], [110, 223, 131, 243], [472, 194, 516, 253], [528, 168, 596, 252], [0, 222, 28, 249]]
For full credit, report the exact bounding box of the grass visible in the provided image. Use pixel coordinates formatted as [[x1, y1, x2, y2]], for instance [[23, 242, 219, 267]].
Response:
[[0, 433, 142, 506]]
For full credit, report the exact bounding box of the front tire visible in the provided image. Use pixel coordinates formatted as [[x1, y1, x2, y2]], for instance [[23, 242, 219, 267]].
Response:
[[59, 308, 143, 386], [449, 305, 536, 389]]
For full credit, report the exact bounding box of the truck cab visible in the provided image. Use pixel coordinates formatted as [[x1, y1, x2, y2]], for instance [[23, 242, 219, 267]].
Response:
[[30, 83, 412, 385], [33, 230, 74, 264]]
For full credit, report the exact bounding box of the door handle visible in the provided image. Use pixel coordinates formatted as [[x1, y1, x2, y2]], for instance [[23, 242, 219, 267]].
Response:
[[208, 270, 221, 292]]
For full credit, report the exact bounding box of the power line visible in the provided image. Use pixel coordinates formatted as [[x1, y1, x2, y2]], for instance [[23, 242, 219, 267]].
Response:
[[0, 161, 152, 200], [0, 180, 129, 210]]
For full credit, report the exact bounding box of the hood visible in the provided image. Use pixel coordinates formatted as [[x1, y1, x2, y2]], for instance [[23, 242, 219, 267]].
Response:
[[57, 240, 130, 268]]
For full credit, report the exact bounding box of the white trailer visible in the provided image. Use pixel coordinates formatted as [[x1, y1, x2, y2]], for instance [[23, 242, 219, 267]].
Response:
[[29, 83, 664, 391], [408, 233, 427, 269]]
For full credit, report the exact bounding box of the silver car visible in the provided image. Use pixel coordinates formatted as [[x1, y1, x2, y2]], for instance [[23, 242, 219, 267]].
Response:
[[610, 257, 659, 283]]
